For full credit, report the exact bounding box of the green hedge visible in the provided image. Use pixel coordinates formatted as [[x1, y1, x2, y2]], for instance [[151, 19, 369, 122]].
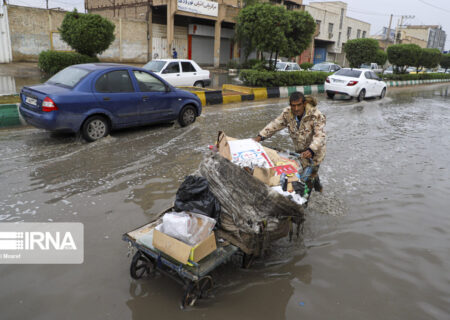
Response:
[[239, 70, 331, 87], [38, 50, 99, 75], [382, 73, 450, 81]]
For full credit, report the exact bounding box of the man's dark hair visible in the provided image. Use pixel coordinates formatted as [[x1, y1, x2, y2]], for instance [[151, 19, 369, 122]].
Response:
[[290, 91, 305, 104]]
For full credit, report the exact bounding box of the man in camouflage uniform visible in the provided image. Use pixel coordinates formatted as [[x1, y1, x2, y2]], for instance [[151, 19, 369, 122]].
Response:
[[255, 91, 326, 192]]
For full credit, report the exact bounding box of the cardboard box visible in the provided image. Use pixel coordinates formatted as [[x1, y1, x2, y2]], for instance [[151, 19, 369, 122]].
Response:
[[217, 131, 300, 191], [153, 228, 217, 265]]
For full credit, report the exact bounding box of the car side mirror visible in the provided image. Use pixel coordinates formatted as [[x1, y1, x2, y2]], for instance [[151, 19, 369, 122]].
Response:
[[162, 69, 169, 74], [165, 85, 171, 92]]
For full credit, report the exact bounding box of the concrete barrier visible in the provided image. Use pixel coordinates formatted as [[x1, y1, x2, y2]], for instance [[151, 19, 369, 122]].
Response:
[[0, 103, 24, 128]]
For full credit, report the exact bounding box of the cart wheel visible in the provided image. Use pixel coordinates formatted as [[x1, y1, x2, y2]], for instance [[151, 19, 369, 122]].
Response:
[[130, 251, 153, 280], [181, 276, 214, 308], [182, 282, 198, 308], [197, 276, 214, 299]]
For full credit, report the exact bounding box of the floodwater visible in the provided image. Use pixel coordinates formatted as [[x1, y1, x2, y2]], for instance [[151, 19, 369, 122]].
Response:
[[0, 84, 449, 319]]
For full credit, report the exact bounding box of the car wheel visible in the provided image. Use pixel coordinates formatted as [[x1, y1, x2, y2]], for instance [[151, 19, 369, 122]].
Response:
[[193, 81, 204, 88], [178, 105, 197, 127], [81, 115, 110, 142], [379, 87, 386, 99], [327, 92, 335, 99], [357, 89, 366, 102]]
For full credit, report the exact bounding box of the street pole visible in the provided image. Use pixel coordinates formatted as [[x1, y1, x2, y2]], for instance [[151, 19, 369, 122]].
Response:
[[46, 0, 48, 9], [385, 14, 393, 50]]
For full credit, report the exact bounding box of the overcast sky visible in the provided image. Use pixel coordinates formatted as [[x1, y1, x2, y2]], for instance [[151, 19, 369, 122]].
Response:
[[5, 0, 450, 50]]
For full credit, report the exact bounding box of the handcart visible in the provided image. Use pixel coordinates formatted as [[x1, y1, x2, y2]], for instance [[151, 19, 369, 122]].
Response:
[[123, 216, 240, 308]]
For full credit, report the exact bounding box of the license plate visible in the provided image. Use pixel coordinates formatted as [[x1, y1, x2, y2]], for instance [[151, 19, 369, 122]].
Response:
[[25, 96, 37, 106], [333, 79, 344, 83]]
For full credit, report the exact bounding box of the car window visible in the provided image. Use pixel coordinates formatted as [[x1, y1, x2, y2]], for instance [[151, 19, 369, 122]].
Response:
[[95, 70, 134, 93], [163, 62, 180, 74], [286, 65, 291, 70], [181, 62, 196, 72], [276, 62, 286, 70], [133, 71, 166, 92], [311, 64, 332, 71], [364, 71, 372, 79], [293, 64, 301, 70], [335, 69, 362, 77], [47, 67, 90, 88], [369, 71, 378, 79], [142, 60, 166, 72]]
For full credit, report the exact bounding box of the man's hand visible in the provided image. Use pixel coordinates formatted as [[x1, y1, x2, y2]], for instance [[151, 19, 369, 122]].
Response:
[[301, 150, 313, 159], [253, 135, 262, 142]]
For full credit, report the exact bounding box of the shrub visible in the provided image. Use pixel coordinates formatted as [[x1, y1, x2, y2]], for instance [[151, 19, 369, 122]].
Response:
[[241, 59, 261, 69], [374, 50, 388, 66], [440, 53, 450, 72], [300, 62, 314, 70], [59, 9, 115, 57], [387, 44, 422, 73], [382, 73, 450, 81], [226, 60, 240, 69], [344, 38, 379, 68], [239, 70, 331, 87], [38, 50, 99, 75]]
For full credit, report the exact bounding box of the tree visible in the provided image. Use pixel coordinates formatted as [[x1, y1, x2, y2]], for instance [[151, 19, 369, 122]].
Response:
[[282, 10, 315, 59], [387, 44, 422, 73], [59, 9, 115, 57], [441, 53, 450, 72], [235, 4, 315, 69], [416, 48, 441, 71], [343, 38, 379, 68], [374, 49, 388, 67]]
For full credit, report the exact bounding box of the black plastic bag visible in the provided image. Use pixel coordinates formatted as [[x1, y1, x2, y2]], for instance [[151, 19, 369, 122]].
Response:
[[174, 176, 221, 224]]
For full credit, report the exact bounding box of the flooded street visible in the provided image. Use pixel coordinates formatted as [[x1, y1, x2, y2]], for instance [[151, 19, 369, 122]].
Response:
[[0, 84, 449, 319]]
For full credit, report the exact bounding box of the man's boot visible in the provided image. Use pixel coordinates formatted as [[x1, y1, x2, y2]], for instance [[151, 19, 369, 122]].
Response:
[[313, 175, 323, 192]]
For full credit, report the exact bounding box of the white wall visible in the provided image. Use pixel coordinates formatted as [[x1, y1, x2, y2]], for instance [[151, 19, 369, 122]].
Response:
[[0, 4, 13, 63]]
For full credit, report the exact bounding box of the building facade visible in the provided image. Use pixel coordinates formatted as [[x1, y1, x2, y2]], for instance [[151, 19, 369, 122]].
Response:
[[397, 25, 446, 52], [301, 1, 370, 66], [86, 0, 242, 66]]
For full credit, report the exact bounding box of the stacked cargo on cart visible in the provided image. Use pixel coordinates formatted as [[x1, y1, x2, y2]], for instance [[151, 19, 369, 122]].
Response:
[[123, 131, 305, 307]]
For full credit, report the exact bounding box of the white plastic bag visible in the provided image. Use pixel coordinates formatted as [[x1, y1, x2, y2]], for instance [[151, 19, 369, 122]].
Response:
[[159, 211, 216, 246]]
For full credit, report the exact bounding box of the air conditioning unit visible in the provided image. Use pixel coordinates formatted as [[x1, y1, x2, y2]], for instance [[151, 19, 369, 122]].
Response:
[[328, 33, 333, 39]]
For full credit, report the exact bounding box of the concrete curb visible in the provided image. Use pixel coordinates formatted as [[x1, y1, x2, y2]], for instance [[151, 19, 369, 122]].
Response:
[[386, 78, 450, 87], [192, 84, 325, 106]]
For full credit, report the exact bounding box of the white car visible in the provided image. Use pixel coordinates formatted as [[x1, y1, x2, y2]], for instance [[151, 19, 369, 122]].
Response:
[[143, 59, 211, 87], [324, 68, 387, 101], [276, 62, 302, 71]]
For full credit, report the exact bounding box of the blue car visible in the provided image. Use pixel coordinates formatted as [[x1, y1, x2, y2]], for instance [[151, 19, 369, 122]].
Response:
[[19, 63, 202, 141]]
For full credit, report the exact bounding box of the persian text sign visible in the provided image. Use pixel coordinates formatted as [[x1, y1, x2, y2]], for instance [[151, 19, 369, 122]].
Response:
[[0, 223, 84, 264], [177, 0, 218, 17]]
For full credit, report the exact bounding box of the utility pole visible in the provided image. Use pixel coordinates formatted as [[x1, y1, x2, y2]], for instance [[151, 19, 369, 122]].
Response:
[[46, 0, 48, 9], [385, 14, 393, 50], [395, 15, 415, 44]]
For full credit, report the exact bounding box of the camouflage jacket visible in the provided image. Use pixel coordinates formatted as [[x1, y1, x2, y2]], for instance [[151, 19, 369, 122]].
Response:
[[259, 96, 326, 165]]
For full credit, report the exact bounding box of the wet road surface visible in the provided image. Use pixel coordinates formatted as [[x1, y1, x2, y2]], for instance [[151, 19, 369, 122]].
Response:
[[0, 84, 449, 319]]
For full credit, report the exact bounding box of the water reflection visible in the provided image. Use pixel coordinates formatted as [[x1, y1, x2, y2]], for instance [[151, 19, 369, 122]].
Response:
[[0, 75, 16, 95]]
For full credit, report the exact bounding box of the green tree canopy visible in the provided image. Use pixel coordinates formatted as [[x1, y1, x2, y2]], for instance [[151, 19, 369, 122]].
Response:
[[417, 48, 441, 71], [441, 53, 450, 72], [235, 3, 315, 68], [59, 9, 115, 57], [343, 38, 379, 68], [387, 44, 422, 73], [374, 49, 388, 66], [282, 10, 316, 58]]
